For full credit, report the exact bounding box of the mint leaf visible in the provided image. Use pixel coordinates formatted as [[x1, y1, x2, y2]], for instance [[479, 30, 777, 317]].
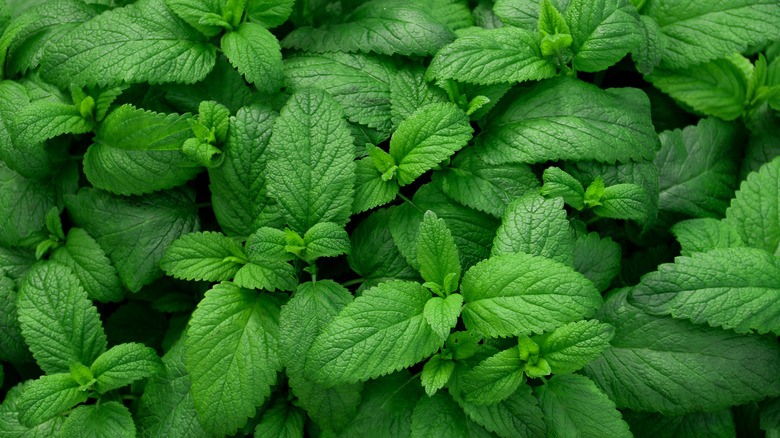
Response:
[[477, 77, 658, 164], [632, 15, 665, 75], [493, 0, 566, 29], [416, 211, 461, 291], [222, 22, 283, 93], [573, 232, 621, 292], [461, 252, 602, 338], [389, 102, 472, 186], [0, 381, 65, 436], [421, 355, 455, 396], [390, 64, 448, 128], [303, 222, 351, 261], [593, 183, 648, 220], [282, 0, 456, 56], [462, 347, 525, 405], [564, 0, 641, 72], [670, 218, 745, 256], [18, 263, 106, 374], [247, 0, 294, 28], [51, 228, 124, 303], [534, 374, 632, 437], [630, 247, 780, 334], [427, 27, 556, 85], [541, 166, 585, 210], [160, 231, 246, 282], [186, 282, 284, 436], [0, 162, 58, 247], [41, 0, 216, 87], [492, 194, 574, 266], [59, 401, 136, 438], [584, 289, 780, 415], [534, 319, 615, 374], [622, 409, 737, 438], [10, 101, 92, 146], [232, 262, 296, 292], [90, 342, 163, 393], [246, 227, 289, 263], [410, 392, 479, 437], [164, 0, 224, 37], [433, 147, 540, 218], [253, 397, 305, 438], [66, 187, 200, 292], [0, 80, 51, 179], [16, 374, 86, 427], [306, 280, 443, 385], [354, 157, 400, 213], [0, 273, 30, 364], [424, 294, 463, 340], [454, 384, 546, 438], [725, 156, 780, 255], [267, 89, 355, 234]]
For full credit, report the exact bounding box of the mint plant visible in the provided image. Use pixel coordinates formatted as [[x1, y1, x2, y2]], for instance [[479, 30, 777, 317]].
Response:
[[1, 0, 779, 437]]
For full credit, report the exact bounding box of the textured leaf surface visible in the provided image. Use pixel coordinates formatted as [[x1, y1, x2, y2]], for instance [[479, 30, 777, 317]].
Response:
[[534, 374, 632, 438], [247, 0, 294, 27], [0, 381, 65, 437], [232, 261, 296, 292], [564, 0, 641, 72], [16, 374, 87, 427], [461, 253, 602, 338], [51, 228, 123, 303], [593, 183, 648, 220], [11, 101, 91, 146], [410, 392, 479, 438], [584, 289, 780, 415], [353, 158, 400, 213], [477, 77, 658, 164], [416, 211, 461, 289], [91, 343, 163, 393], [0, 162, 57, 247], [0, 274, 29, 363], [42, 0, 216, 86], [535, 320, 614, 374], [221, 22, 283, 93], [160, 231, 245, 282], [267, 89, 355, 234], [424, 294, 463, 340], [630, 247, 780, 334], [59, 401, 136, 438], [572, 232, 621, 292], [455, 384, 546, 438], [725, 156, 780, 255], [670, 218, 745, 256], [427, 27, 555, 85], [390, 64, 448, 128], [306, 281, 443, 385], [186, 283, 284, 436], [18, 263, 106, 374], [303, 222, 351, 261], [462, 347, 525, 405], [66, 187, 200, 292]]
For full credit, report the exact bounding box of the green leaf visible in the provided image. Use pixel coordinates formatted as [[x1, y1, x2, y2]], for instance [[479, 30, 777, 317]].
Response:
[[165, 57, 254, 114], [630, 247, 780, 334], [303, 222, 351, 261], [434, 147, 540, 218], [0, 162, 58, 247], [389, 102, 472, 186], [11, 101, 91, 146], [16, 374, 87, 427], [164, 0, 223, 37], [725, 156, 780, 255], [253, 398, 305, 438], [267, 89, 355, 234], [208, 103, 280, 236], [41, 0, 216, 87], [0, 274, 30, 364], [160, 231, 246, 282], [643, 0, 780, 69], [186, 282, 284, 436], [232, 262, 296, 292], [454, 383, 547, 438], [59, 401, 136, 438], [492, 194, 574, 266], [564, 0, 641, 72], [66, 187, 200, 292], [51, 228, 124, 303], [289, 380, 362, 434], [281, 0, 456, 56], [354, 157, 400, 213], [246, 227, 289, 263], [647, 54, 753, 121], [592, 183, 648, 220], [534, 320, 614, 374], [421, 355, 456, 396], [572, 232, 621, 292], [90, 343, 163, 393], [221, 22, 283, 93], [534, 374, 632, 438], [461, 252, 602, 338], [632, 15, 665, 75], [136, 336, 208, 438], [307, 280, 443, 385], [18, 263, 107, 374], [427, 27, 556, 85], [622, 409, 737, 438], [416, 211, 461, 290], [493, 0, 567, 29], [411, 392, 476, 438], [584, 288, 780, 415], [477, 77, 658, 164], [424, 294, 463, 340], [247, 0, 294, 28], [390, 64, 448, 128], [670, 218, 745, 256], [538, 0, 570, 36], [462, 347, 525, 405], [285, 52, 396, 135], [0, 381, 65, 436], [0, 80, 51, 180], [541, 166, 585, 210]]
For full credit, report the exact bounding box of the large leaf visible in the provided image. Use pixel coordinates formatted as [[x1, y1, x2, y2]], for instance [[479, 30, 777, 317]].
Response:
[[725, 156, 780, 255], [59, 401, 136, 438], [16, 374, 87, 427], [51, 228, 124, 303], [221, 22, 283, 93]]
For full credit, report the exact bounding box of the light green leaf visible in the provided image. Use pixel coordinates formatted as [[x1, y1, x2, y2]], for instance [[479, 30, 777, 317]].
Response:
[[60, 401, 136, 438], [232, 262, 296, 292], [306, 280, 443, 385], [461, 252, 602, 338], [416, 211, 461, 290], [246, 227, 289, 263], [253, 398, 305, 438], [434, 147, 539, 218], [492, 194, 574, 266], [572, 232, 621, 292], [41, 0, 216, 87], [18, 263, 106, 374], [91, 343, 163, 393], [390, 64, 448, 128], [427, 27, 556, 85], [424, 295, 464, 340], [632, 15, 665, 75], [477, 77, 658, 164], [564, 0, 641, 72], [221, 22, 283, 93], [421, 355, 456, 396], [592, 183, 648, 220], [65, 187, 200, 292], [643, 0, 780, 69], [670, 218, 745, 256], [455, 383, 547, 438], [630, 247, 780, 334], [247, 0, 294, 28], [389, 102, 472, 186], [493, 0, 569, 29], [160, 231, 246, 282], [186, 282, 284, 436], [50, 228, 123, 303], [303, 222, 351, 261], [354, 157, 400, 213], [0, 80, 51, 180], [11, 101, 91, 146], [281, 0, 456, 56], [535, 374, 632, 438], [622, 409, 737, 438], [541, 166, 585, 210], [462, 347, 525, 405], [164, 0, 223, 37], [584, 288, 780, 415], [0, 380, 66, 436], [535, 320, 615, 374], [725, 156, 780, 255], [16, 374, 86, 427], [267, 89, 355, 234]]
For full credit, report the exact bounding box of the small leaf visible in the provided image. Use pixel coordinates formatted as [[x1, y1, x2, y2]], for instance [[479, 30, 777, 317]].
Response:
[[421, 355, 455, 396], [424, 294, 463, 340], [535, 320, 615, 374], [303, 222, 351, 261], [416, 211, 461, 290], [60, 401, 136, 438], [16, 374, 86, 427], [91, 342, 163, 393], [222, 22, 283, 93], [463, 347, 526, 405], [160, 231, 246, 282]]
